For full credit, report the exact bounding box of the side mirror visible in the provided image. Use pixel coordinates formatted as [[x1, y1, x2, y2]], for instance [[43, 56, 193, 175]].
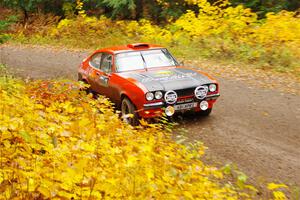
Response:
[[179, 60, 185, 66]]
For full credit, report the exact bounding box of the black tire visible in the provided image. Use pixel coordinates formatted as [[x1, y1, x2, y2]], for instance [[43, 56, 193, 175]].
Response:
[[198, 108, 212, 116], [121, 98, 139, 126]]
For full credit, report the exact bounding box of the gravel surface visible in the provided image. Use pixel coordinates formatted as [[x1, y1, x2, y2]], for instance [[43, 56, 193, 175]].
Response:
[[1, 44, 300, 189]]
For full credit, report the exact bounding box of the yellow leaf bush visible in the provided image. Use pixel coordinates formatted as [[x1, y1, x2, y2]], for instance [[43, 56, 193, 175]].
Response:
[[0, 76, 255, 199], [175, 0, 258, 38], [174, 0, 300, 72]]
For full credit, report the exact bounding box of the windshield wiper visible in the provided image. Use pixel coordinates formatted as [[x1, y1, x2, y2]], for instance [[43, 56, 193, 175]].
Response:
[[162, 49, 178, 66], [140, 52, 147, 71]]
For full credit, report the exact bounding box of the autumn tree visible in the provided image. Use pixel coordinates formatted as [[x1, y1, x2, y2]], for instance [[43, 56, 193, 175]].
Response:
[[1, 0, 299, 22], [1, 0, 44, 22], [230, 0, 300, 17]]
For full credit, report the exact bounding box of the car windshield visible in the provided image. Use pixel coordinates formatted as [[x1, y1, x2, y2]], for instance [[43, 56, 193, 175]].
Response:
[[115, 49, 177, 72]]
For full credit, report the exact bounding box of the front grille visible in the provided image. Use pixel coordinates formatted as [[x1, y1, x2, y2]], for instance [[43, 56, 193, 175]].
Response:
[[175, 88, 195, 97], [163, 84, 216, 105]]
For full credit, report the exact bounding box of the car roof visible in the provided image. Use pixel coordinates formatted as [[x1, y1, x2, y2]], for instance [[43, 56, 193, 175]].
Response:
[[97, 43, 165, 54]]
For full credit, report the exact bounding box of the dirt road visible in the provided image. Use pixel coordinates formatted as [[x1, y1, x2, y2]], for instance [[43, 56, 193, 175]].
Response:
[[1, 44, 300, 188]]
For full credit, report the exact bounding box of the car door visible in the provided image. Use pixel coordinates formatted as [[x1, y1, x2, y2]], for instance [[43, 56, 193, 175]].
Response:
[[91, 53, 113, 97], [87, 52, 102, 91]]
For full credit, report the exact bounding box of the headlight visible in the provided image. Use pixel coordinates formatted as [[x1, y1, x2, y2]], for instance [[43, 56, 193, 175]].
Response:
[[145, 92, 154, 101], [155, 91, 163, 99], [209, 84, 217, 92]]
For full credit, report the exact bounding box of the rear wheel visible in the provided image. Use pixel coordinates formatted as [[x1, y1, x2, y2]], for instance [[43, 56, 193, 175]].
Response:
[[121, 98, 139, 126]]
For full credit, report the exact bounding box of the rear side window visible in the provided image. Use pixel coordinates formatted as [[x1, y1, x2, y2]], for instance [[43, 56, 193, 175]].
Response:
[[90, 53, 102, 69]]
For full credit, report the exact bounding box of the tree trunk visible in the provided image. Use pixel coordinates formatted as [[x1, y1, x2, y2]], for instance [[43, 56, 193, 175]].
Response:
[[135, 0, 143, 20], [22, 7, 29, 24]]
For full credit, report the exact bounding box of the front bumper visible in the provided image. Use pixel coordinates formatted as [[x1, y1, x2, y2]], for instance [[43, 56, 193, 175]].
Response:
[[139, 93, 220, 118]]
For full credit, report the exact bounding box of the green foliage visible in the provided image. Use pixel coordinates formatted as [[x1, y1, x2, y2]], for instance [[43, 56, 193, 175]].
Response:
[[101, 0, 135, 18], [1, 0, 299, 21], [0, 34, 11, 43], [0, 15, 18, 31], [2, 0, 43, 14], [62, 2, 76, 17], [0, 15, 17, 44], [230, 0, 300, 17]]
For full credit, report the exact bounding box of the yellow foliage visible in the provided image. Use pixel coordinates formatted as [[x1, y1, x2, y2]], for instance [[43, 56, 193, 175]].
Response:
[[267, 183, 288, 190], [0, 77, 254, 199], [173, 0, 299, 71], [76, 0, 86, 18], [174, 1, 258, 38], [272, 191, 287, 200], [266, 183, 289, 200], [251, 11, 300, 45]]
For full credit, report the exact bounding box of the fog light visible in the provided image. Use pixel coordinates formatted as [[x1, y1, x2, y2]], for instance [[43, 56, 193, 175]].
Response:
[[165, 106, 175, 116], [200, 101, 209, 111]]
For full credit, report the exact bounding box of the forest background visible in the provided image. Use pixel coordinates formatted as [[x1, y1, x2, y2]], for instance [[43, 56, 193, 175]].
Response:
[[0, 0, 299, 77]]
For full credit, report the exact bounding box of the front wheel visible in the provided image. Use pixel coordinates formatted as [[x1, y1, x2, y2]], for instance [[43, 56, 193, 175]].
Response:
[[121, 98, 139, 126]]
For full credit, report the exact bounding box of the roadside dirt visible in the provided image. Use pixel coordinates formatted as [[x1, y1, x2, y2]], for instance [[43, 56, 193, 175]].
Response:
[[1, 44, 300, 191]]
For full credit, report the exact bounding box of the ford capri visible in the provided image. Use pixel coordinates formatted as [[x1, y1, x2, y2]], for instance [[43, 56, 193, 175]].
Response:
[[78, 43, 220, 125]]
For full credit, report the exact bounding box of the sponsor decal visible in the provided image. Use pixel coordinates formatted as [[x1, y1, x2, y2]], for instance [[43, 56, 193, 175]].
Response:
[[154, 70, 174, 76], [141, 72, 198, 83]]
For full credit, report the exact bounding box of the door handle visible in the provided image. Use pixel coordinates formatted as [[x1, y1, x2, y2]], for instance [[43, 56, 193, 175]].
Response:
[[99, 75, 108, 81], [99, 75, 109, 86], [96, 72, 101, 76]]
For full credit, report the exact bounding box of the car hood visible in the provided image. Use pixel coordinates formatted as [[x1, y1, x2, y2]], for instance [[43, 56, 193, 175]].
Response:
[[119, 68, 213, 91]]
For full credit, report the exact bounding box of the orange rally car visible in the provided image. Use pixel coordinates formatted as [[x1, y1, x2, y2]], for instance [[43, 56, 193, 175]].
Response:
[[78, 43, 220, 125]]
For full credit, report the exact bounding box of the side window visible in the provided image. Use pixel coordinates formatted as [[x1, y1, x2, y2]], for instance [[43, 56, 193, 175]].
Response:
[[89, 53, 102, 69], [100, 54, 112, 74]]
